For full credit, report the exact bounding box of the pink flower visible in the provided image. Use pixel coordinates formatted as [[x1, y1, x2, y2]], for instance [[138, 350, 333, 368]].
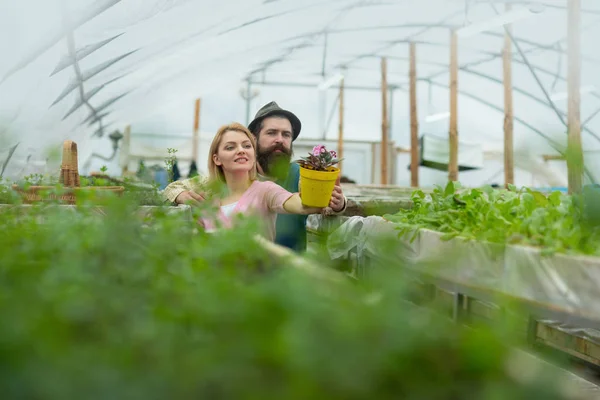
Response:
[[297, 145, 342, 171], [312, 145, 326, 157]]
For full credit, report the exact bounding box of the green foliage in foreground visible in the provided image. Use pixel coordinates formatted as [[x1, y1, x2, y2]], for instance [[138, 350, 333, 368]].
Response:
[[0, 198, 577, 399], [384, 181, 600, 256]]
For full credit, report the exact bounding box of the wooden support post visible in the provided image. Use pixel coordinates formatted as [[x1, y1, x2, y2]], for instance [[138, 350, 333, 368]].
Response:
[[193, 98, 201, 164], [448, 30, 459, 182], [409, 42, 419, 187], [371, 143, 376, 184], [568, 0, 583, 194], [503, 4, 514, 188], [122, 125, 131, 174], [381, 57, 389, 185], [337, 77, 345, 174]]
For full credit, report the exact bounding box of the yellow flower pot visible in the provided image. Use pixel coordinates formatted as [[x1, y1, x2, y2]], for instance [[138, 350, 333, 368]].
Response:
[[299, 166, 340, 207]]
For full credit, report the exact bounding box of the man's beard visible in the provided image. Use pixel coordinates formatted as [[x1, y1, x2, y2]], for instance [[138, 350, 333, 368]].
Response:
[[257, 143, 292, 181]]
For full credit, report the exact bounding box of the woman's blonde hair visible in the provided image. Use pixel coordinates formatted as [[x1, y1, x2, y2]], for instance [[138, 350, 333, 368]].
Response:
[[208, 122, 258, 183]]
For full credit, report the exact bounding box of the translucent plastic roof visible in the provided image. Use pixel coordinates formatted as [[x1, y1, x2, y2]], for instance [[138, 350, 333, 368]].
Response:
[[2, 0, 600, 182]]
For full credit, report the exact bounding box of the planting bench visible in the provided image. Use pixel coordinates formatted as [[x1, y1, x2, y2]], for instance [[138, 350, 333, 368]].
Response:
[[308, 213, 600, 369]]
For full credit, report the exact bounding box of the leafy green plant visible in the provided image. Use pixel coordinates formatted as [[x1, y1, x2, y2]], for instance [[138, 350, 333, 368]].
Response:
[[384, 181, 600, 256], [296, 145, 342, 171], [20, 173, 58, 186], [165, 147, 178, 183]]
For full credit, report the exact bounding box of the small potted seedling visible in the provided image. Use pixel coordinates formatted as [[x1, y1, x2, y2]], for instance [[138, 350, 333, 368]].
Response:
[[295, 145, 342, 207]]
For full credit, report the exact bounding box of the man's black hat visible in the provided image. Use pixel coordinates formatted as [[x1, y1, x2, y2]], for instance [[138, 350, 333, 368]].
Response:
[[247, 101, 301, 141]]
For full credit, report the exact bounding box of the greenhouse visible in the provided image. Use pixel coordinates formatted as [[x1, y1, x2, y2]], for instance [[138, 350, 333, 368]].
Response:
[[2, 0, 600, 398]]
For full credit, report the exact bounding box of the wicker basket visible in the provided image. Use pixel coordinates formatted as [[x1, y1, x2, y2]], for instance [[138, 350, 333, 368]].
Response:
[[12, 140, 125, 204]]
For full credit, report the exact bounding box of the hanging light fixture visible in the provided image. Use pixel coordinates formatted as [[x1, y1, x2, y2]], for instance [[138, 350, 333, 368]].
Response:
[[317, 73, 344, 90], [424, 80, 450, 123]]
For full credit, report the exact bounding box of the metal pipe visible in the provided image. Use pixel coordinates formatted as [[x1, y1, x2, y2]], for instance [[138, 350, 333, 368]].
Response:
[[0, 143, 19, 178], [60, 4, 104, 136], [250, 79, 392, 92], [487, 3, 564, 128], [245, 79, 252, 125]]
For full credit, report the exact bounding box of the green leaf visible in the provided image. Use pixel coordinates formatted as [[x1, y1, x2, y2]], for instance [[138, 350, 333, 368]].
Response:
[[530, 190, 548, 207], [413, 189, 426, 199], [441, 232, 460, 241], [521, 193, 535, 212], [452, 194, 466, 206], [444, 181, 455, 197], [410, 229, 420, 243], [547, 191, 561, 207], [481, 185, 493, 196]]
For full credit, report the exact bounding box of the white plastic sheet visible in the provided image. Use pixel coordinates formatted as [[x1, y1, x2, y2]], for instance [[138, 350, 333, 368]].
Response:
[[505, 246, 600, 317], [3, 0, 600, 185]]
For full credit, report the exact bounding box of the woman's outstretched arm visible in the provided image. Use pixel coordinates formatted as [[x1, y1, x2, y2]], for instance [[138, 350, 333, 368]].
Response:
[[281, 193, 322, 215], [263, 181, 332, 215]]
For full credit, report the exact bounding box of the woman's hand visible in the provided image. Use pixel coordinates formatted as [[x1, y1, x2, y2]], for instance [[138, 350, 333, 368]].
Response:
[[283, 193, 322, 214], [282, 176, 345, 215], [175, 190, 207, 206]]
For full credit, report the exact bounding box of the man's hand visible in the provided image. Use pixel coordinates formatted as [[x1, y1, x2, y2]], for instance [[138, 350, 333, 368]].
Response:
[[175, 190, 206, 206], [329, 175, 345, 212]]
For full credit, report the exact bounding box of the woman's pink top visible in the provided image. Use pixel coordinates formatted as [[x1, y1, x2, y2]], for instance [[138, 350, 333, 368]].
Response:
[[200, 180, 294, 241]]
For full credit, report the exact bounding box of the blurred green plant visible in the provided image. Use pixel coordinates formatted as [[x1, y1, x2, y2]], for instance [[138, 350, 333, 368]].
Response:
[[0, 194, 577, 399]]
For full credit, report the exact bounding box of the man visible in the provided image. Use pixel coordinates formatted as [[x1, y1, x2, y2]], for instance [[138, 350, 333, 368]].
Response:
[[161, 101, 347, 252]]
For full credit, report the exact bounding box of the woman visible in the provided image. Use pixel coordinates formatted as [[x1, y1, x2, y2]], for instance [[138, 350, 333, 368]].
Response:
[[200, 122, 330, 241]]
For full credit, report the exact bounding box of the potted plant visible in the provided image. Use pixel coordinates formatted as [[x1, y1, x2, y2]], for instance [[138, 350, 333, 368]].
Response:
[[295, 145, 342, 207]]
